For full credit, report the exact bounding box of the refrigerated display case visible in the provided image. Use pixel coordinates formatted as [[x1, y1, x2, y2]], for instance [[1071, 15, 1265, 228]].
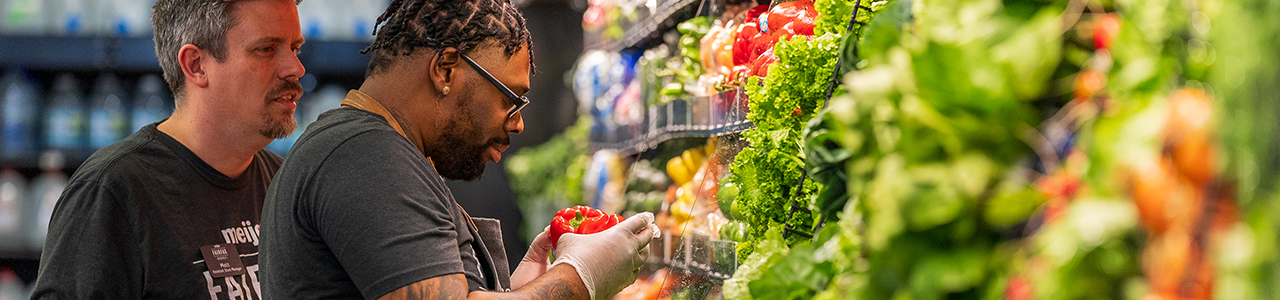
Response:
[[508, 0, 1280, 299]]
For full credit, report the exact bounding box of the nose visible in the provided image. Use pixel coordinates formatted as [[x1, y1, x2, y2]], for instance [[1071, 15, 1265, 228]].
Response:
[[507, 111, 524, 135], [280, 48, 306, 81]]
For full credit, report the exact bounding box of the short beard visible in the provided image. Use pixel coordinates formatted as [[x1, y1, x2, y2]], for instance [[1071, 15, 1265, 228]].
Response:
[[258, 114, 296, 139], [432, 117, 489, 181], [259, 80, 303, 139], [428, 81, 505, 181]]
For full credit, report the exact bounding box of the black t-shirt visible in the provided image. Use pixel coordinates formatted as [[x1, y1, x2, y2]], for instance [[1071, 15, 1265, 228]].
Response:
[[31, 123, 282, 299], [259, 107, 500, 300]]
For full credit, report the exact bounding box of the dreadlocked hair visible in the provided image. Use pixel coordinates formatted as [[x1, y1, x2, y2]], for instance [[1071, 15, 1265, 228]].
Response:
[[362, 0, 534, 77]]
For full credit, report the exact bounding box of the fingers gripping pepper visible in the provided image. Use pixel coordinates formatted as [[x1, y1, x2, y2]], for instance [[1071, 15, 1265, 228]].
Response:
[[549, 206, 627, 249]]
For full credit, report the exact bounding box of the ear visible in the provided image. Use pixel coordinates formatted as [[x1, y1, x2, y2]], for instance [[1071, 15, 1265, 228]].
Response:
[[429, 47, 462, 98], [178, 44, 210, 89]]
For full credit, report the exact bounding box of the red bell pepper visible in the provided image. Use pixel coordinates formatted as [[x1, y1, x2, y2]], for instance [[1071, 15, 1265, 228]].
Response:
[[764, 0, 816, 43], [578, 214, 625, 235], [732, 5, 771, 67], [733, 21, 761, 66], [548, 206, 626, 248], [728, 1, 816, 82], [752, 47, 778, 77]]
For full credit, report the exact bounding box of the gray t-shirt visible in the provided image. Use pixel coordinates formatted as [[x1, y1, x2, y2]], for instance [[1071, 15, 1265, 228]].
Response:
[[259, 108, 501, 299], [32, 123, 281, 299]]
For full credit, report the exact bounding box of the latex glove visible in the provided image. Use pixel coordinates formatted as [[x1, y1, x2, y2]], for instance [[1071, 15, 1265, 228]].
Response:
[[509, 226, 553, 290], [551, 212, 657, 300]]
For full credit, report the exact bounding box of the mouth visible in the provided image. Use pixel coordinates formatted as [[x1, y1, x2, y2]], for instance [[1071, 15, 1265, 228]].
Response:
[[488, 143, 509, 162], [271, 92, 300, 110]]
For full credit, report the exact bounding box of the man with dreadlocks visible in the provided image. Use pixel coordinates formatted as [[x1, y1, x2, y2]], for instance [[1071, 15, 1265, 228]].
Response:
[[258, 0, 655, 299]]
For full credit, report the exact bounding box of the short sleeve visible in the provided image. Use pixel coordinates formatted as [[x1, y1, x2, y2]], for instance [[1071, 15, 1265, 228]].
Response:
[[31, 181, 144, 299], [308, 130, 464, 299]]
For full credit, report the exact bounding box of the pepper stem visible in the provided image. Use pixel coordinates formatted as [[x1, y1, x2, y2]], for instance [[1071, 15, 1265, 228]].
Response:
[[569, 211, 585, 228]]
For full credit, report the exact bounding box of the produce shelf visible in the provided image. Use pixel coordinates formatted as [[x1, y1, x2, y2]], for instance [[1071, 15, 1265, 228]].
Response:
[[647, 230, 738, 283], [584, 0, 706, 52], [589, 88, 752, 155]]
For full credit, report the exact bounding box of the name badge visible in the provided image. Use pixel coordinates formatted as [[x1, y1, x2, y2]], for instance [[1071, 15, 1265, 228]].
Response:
[[200, 244, 246, 278]]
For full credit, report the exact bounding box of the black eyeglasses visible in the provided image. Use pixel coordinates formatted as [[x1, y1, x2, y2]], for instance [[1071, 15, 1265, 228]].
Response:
[[461, 54, 529, 119]]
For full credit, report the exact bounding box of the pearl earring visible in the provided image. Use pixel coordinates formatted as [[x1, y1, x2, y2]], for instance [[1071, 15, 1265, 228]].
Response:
[[442, 86, 451, 96]]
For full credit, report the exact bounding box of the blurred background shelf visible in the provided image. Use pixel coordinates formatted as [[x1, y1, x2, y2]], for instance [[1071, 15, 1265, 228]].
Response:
[[583, 0, 708, 52], [0, 35, 372, 75], [588, 88, 752, 155]]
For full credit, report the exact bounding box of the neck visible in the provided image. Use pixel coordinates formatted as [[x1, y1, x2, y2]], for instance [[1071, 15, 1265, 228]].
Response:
[[356, 77, 440, 156], [157, 107, 272, 178]]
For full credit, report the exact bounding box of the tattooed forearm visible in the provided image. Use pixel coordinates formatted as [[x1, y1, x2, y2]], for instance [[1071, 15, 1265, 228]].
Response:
[[468, 264, 589, 300], [378, 274, 469, 300], [381, 266, 589, 300], [521, 275, 587, 300]]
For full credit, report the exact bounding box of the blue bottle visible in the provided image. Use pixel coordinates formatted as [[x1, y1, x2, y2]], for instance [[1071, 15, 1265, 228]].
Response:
[[131, 74, 171, 132], [88, 74, 129, 149], [1, 68, 39, 160], [44, 74, 86, 152]]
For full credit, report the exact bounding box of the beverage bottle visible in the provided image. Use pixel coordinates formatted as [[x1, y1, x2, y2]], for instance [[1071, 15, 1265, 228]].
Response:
[[297, 0, 328, 40], [1, 0, 45, 35], [1, 68, 39, 160], [0, 269, 24, 300], [46, 0, 90, 36], [351, 0, 377, 41], [27, 151, 66, 250], [0, 168, 26, 253], [44, 74, 86, 153], [306, 84, 345, 125], [98, 0, 141, 36], [131, 74, 171, 132], [87, 74, 129, 149]]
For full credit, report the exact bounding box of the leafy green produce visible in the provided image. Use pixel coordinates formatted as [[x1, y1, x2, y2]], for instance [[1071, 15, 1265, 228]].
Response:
[[1021, 200, 1144, 300], [728, 32, 847, 258], [723, 225, 790, 300], [768, 0, 1066, 298], [804, 108, 853, 224], [815, 0, 881, 37], [1207, 0, 1280, 297], [720, 220, 749, 243]]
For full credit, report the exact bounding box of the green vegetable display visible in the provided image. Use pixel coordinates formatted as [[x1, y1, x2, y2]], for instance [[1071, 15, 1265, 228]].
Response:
[[729, 0, 1071, 298], [725, 0, 884, 260], [1208, 0, 1280, 297]]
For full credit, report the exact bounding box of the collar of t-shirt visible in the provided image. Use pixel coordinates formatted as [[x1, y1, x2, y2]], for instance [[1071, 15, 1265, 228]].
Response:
[[145, 123, 258, 190], [338, 89, 484, 234]]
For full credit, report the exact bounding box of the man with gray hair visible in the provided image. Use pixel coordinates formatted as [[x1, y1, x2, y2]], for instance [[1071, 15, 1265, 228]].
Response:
[[31, 0, 305, 298]]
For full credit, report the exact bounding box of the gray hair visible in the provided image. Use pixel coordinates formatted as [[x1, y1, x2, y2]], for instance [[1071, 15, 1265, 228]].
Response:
[[151, 0, 301, 105]]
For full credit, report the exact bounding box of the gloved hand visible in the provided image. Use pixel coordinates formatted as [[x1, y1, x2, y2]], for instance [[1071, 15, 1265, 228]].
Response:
[[509, 226, 553, 290], [551, 212, 657, 300]]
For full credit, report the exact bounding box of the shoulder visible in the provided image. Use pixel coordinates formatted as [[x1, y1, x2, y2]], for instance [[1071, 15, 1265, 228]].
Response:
[[291, 107, 424, 167], [68, 127, 171, 187]]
